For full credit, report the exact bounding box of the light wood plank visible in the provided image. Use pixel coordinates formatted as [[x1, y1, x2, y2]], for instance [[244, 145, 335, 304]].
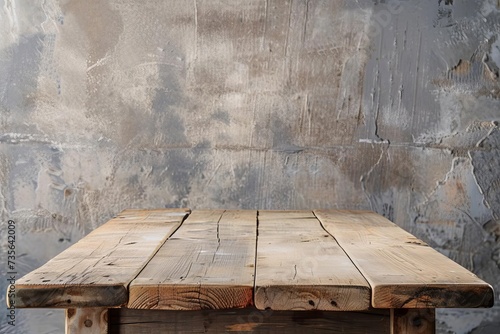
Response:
[[128, 210, 257, 310], [314, 210, 495, 309], [258, 210, 317, 220], [254, 210, 371, 311], [14, 209, 190, 308], [108, 307, 391, 334], [390, 309, 435, 334], [66, 308, 108, 334]]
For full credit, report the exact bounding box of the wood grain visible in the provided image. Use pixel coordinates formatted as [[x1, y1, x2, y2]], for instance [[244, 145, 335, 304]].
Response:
[[254, 210, 371, 311], [258, 210, 317, 220], [390, 309, 435, 334], [314, 209, 495, 309], [128, 210, 257, 310], [13, 208, 189, 308], [108, 307, 391, 334], [66, 308, 108, 334]]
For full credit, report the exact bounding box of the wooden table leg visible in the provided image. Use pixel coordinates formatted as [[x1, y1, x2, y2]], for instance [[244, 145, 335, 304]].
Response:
[[66, 308, 108, 334], [390, 308, 435, 334]]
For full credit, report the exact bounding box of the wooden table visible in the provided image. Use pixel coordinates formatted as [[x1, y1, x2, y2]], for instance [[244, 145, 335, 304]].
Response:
[[9, 209, 494, 333]]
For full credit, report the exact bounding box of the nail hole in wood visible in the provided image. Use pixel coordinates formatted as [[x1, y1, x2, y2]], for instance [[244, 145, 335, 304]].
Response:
[[308, 300, 315, 306], [84, 319, 93, 328]]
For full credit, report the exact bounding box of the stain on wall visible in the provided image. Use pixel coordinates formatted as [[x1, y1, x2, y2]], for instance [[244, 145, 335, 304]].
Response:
[[1, 0, 499, 332]]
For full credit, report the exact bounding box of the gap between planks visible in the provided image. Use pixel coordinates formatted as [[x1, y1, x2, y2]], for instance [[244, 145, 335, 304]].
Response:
[[314, 209, 494, 309], [254, 210, 371, 311], [12, 209, 191, 308], [313, 209, 372, 302], [124, 210, 192, 294], [127, 210, 257, 310]]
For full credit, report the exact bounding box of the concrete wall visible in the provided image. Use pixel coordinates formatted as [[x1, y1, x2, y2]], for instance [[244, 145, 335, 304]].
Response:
[[1, 0, 499, 332]]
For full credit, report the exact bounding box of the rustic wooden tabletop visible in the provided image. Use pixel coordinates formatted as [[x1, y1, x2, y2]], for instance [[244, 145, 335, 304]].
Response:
[[9, 209, 494, 333]]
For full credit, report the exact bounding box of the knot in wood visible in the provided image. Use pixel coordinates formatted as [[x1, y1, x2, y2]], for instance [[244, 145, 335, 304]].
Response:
[[411, 316, 422, 327]]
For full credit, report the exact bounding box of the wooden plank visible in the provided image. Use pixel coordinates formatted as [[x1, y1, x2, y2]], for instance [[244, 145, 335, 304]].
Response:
[[258, 210, 317, 220], [66, 308, 108, 334], [390, 309, 435, 334], [254, 210, 371, 311], [314, 210, 495, 309], [128, 210, 257, 310], [13, 209, 190, 308], [108, 307, 391, 334]]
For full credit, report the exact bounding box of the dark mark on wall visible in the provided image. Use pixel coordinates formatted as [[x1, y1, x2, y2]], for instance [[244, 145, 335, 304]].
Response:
[[62, 0, 124, 65], [163, 149, 207, 208], [0, 35, 44, 119], [212, 110, 231, 125]]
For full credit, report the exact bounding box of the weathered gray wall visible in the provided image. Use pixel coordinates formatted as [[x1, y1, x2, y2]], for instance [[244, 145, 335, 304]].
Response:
[[1, 0, 499, 332]]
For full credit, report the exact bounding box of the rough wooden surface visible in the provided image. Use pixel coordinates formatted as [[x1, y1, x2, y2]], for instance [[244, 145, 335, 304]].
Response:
[[254, 210, 371, 311], [12, 208, 494, 319], [12, 209, 189, 308], [314, 210, 495, 309], [258, 210, 318, 220], [108, 307, 391, 334], [390, 309, 435, 334], [128, 210, 257, 310], [66, 308, 108, 334]]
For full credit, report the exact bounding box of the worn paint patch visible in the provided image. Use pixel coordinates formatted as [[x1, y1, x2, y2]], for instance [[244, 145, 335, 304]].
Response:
[[470, 126, 500, 217], [414, 158, 492, 252], [0, 35, 44, 124]]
